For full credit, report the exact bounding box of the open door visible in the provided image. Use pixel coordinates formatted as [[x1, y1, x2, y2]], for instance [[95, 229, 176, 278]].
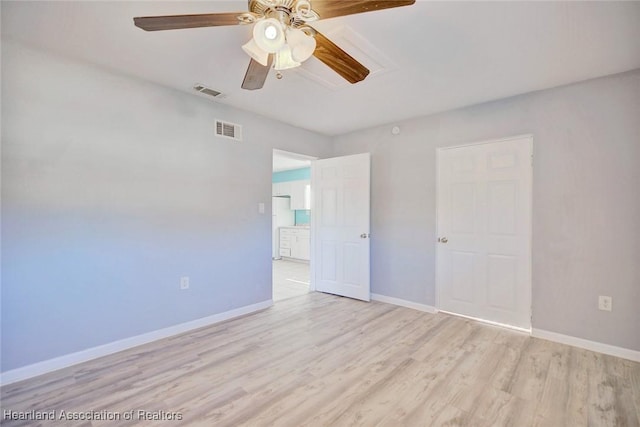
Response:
[[311, 153, 370, 301]]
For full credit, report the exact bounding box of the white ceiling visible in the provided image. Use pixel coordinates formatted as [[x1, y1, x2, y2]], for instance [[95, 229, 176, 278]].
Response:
[[2, 1, 640, 136]]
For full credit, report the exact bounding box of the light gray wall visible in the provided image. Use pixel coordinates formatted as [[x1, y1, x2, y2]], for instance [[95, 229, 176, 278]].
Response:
[[332, 70, 640, 351], [0, 41, 332, 372]]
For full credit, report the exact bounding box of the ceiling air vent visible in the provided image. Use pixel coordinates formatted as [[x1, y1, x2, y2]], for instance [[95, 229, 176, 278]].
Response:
[[215, 119, 242, 142], [193, 83, 224, 99]]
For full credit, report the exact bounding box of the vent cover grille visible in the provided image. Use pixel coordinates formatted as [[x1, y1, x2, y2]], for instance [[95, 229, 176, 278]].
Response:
[[193, 83, 223, 98], [215, 120, 242, 141]]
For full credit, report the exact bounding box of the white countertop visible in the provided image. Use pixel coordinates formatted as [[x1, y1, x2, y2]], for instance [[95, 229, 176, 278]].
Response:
[[281, 225, 310, 229]]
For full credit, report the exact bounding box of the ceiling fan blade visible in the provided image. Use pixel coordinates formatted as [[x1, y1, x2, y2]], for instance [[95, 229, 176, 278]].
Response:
[[312, 30, 370, 84], [134, 12, 252, 31], [311, 0, 415, 20], [241, 56, 274, 90]]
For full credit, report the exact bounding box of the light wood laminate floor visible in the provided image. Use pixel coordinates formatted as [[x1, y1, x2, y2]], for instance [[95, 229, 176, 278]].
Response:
[[272, 259, 309, 302], [1, 292, 639, 426]]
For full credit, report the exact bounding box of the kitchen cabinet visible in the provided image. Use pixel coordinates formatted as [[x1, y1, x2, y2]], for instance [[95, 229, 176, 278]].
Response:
[[279, 227, 310, 261], [295, 232, 311, 260], [289, 180, 311, 210], [273, 180, 310, 210], [272, 181, 292, 197], [272, 197, 294, 259]]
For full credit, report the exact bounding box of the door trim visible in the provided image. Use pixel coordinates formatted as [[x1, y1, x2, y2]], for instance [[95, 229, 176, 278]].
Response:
[[435, 134, 533, 332]]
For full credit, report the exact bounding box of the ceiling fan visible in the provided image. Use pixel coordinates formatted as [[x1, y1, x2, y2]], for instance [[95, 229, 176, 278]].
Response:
[[134, 0, 415, 90]]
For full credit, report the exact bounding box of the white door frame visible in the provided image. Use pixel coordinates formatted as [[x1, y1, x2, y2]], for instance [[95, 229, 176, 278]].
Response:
[[435, 134, 533, 333]]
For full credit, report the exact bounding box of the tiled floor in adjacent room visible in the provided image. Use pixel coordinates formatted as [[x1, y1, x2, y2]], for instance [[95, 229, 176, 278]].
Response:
[[272, 258, 310, 301]]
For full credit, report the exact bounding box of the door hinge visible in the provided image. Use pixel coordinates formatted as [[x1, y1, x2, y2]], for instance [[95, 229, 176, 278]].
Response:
[[531, 154, 534, 167]]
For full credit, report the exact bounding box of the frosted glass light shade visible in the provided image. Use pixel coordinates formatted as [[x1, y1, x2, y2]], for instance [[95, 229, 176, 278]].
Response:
[[287, 28, 317, 63], [253, 18, 285, 53], [242, 39, 269, 66], [274, 46, 301, 70]]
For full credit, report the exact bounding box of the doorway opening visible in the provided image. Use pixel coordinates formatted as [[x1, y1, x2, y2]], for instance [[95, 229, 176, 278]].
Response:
[[272, 149, 316, 302]]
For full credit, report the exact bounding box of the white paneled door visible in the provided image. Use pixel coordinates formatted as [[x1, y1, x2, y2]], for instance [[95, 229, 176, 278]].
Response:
[[312, 153, 371, 301], [437, 136, 532, 329]]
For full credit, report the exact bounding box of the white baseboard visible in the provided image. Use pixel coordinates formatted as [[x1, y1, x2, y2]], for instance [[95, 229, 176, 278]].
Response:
[[371, 293, 437, 314], [532, 328, 640, 362], [368, 295, 638, 362], [0, 299, 273, 386]]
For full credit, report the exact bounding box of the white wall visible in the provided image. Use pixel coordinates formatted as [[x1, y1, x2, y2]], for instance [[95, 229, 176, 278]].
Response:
[[0, 41, 332, 372], [332, 70, 640, 352], [3, 37, 639, 374]]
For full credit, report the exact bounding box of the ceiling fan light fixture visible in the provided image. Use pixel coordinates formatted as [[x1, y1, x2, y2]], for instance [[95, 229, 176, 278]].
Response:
[[253, 18, 285, 53], [264, 25, 278, 40], [242, 39, 270, 66], [273, 45, 301, 71], [287, 28, 317, 63], [134, 0, 417, 90]]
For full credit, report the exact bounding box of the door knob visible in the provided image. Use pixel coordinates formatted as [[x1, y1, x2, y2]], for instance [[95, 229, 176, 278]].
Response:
[[439, 237, 448, 243], [360, 233, 369, 239]]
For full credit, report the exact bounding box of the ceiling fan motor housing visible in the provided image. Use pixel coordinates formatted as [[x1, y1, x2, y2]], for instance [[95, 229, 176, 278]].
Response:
[[249, 0, 319, 27]]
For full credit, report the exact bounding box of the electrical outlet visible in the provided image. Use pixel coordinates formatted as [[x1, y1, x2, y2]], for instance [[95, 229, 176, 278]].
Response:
[[598, 296, 612, 312], [258, 202, 265, 214], [180, 276, 190, 290]]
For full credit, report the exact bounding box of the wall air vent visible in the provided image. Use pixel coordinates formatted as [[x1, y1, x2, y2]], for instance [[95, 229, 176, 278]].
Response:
[[193, 83, 224, 99], [215, 119, 242, 142]]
